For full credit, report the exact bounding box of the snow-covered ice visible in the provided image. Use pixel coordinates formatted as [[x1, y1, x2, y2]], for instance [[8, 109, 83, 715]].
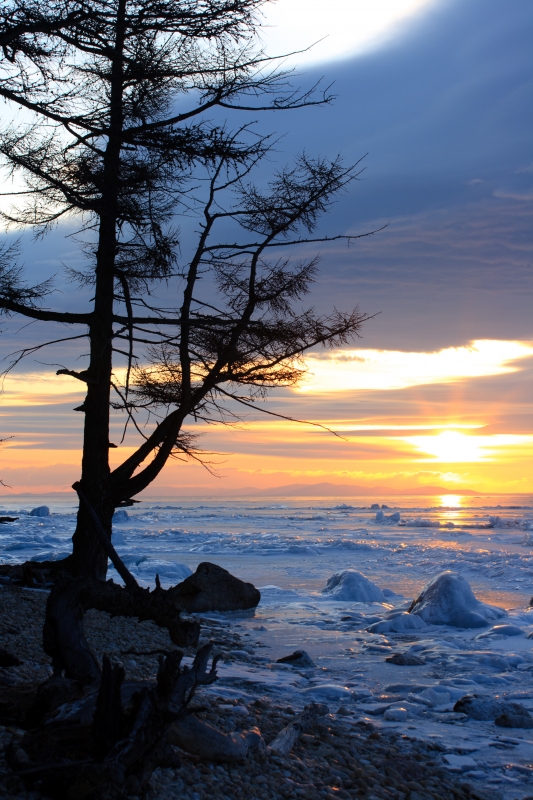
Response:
[[1, 492, 533, 797]]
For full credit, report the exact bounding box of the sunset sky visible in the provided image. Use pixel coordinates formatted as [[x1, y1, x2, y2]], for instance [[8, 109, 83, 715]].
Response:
[[0, 0, 532, 497]]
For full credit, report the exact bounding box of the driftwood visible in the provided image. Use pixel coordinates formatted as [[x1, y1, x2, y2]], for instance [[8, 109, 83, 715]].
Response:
[[166, 700, 328, 762], [5, 640, 330, 799], [168, 715, 264, 762], [268, 703, 328, 756], [8, 645, 221, 798]]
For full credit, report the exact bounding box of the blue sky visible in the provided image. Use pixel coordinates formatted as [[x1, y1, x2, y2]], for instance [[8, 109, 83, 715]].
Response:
[[0, 0, 531, 493]]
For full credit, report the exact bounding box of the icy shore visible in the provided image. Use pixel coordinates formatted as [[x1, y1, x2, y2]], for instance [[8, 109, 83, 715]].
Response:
[[1, 493, 533, 797]]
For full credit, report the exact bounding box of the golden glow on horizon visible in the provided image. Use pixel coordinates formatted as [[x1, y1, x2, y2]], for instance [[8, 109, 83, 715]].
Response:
[[297, 340, 533, 393], [1, 338, 531, 495]]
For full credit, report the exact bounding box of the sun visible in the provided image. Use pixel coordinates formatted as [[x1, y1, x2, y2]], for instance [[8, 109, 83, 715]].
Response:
[[408, 431, 484, 462], [439, 494, 463, 507]]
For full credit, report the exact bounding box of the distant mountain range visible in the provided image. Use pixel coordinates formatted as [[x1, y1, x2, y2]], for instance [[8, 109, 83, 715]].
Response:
[[236, 482, 481, 497], [138, 481, 483, 497]]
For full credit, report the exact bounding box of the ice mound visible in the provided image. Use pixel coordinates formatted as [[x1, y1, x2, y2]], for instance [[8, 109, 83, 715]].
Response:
[[322, 570, 385, 602], [409, 571, 506, 628], [30, 506, 50, 517], [367, 612, 427, 634], [112, 509, 129, 523]]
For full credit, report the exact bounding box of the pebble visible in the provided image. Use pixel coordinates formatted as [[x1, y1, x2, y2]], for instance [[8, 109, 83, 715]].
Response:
[[0, 585, 487, 799]]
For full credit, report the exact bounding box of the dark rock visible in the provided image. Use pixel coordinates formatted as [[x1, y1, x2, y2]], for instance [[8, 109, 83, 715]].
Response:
[[495, 713, 533, 729], [454, 694, 531, 721], [0, 516, 18, 524], [170, 562, 260, 613], [0, 648, 22, 667], [276, 650, 316, 668], [385, 653, 425, 666]]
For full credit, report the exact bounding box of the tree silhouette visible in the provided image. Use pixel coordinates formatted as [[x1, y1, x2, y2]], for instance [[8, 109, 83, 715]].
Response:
[[0, 0, 374, 578]]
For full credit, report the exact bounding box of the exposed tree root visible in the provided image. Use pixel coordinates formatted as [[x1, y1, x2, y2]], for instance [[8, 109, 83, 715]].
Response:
[[44, 576, 200, 684]]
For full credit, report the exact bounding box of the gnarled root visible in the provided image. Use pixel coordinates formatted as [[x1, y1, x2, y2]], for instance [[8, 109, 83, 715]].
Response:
[[44, 577, 199, 683]]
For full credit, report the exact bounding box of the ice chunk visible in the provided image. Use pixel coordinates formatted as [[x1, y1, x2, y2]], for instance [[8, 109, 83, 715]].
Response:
[[444, 754, 477, 771], [475, 624, 524, 639], [322, 570, 384, 602], [303, 684, 353, 700], [30, 506, 50, 517], [112, 530, 126, 545], [408, 571, 506, 628], [375, 510, 400, 524], [417, 687, 451, 707], [367, 612, 427, 633], [286, 545, 318, 554], [383, 706, 409, 721], [112, 509, 129, 523]]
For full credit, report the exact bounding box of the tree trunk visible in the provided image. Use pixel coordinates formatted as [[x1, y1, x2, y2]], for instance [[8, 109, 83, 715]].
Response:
[[70, 0, 126, 579]]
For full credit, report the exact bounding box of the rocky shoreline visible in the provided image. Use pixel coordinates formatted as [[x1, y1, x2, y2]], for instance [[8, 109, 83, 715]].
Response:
[[0, 585, 500, 799]]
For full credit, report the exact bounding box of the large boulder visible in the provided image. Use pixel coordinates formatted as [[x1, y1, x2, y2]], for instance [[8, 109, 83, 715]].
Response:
[[408, 571, 505, 628], [171, 562, 260, 613]]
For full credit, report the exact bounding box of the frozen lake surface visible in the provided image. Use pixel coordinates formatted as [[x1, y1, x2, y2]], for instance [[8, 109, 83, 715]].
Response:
[[1, 492, 533, 797]]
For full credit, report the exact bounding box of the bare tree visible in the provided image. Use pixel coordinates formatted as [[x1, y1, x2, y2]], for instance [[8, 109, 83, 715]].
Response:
[[0, 0, 374, 579]]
